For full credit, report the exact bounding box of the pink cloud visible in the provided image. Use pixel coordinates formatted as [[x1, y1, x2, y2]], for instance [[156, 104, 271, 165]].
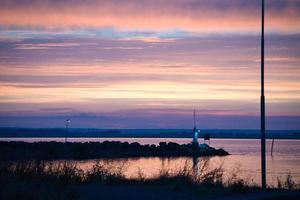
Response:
[[0, 0, 299, 33]]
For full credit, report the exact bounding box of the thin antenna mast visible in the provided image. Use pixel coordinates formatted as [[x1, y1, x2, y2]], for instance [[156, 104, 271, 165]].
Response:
[[193, 108, 196, 128], [65, 119, 70, 143]]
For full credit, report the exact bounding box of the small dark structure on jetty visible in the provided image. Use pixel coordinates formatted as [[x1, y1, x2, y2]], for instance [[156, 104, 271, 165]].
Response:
[[0, 141, 229, 161]]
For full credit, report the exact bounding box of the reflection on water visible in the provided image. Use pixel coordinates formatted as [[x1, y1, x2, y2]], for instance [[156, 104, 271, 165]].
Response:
[[73, 153, 300, 186], [2, 138, 300, 186]]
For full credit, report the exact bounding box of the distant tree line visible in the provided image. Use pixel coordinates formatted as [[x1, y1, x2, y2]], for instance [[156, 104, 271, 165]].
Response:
[[0, 128, 299, 139]]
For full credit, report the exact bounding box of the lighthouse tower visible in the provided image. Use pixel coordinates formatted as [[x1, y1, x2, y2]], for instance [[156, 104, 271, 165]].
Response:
[[192, 109, 199, 145]]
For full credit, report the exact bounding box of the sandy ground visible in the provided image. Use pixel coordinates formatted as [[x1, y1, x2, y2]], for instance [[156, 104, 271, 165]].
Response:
[[75, 185, 198, 200], [74, 185, 300, 200]]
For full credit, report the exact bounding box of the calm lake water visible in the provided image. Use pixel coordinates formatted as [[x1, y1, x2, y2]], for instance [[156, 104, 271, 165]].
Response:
[[1, 137, 300, 186]]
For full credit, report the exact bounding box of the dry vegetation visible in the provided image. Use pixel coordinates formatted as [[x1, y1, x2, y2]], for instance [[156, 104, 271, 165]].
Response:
[[0, 159, 298, 199]]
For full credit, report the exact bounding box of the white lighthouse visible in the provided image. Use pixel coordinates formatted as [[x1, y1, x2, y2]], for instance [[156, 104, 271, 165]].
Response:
[[192, 109, 199, 145]]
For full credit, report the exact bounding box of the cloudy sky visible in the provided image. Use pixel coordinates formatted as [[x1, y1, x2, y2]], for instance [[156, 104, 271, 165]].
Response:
[[0, 0, 299, 129]]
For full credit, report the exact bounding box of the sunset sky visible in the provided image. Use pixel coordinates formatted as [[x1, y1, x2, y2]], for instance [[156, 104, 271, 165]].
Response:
[[0, 0, 299, 129]]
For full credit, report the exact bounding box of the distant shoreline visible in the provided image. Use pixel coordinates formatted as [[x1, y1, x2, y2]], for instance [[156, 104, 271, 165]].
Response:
[[1, 136, 300, 140], [1, 127, 300, 139]]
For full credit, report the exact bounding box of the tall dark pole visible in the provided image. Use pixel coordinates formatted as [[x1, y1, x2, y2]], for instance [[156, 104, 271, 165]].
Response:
[[261, 0, 266, 189]]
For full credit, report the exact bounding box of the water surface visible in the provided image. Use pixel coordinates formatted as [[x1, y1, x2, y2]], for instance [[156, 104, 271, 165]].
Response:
[[1, 137, 299, 186]]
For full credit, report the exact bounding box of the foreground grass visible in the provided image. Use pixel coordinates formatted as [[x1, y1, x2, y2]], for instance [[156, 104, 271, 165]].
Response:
[[0, 160, 299, 200]]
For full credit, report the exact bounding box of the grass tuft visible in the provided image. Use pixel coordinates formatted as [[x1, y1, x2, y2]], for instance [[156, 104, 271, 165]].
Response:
[[0, 160, 298, 199]]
